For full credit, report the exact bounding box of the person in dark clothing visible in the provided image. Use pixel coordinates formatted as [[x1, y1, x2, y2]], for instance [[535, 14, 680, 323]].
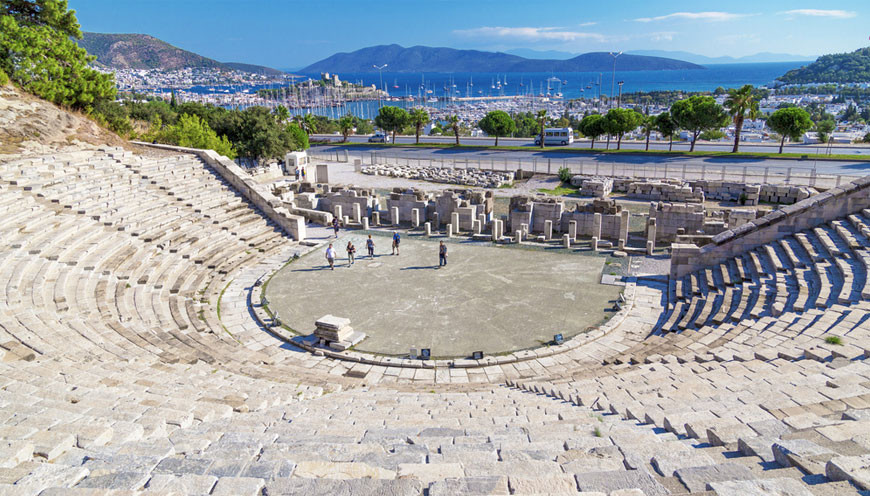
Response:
[[439, 241, 448, 267], [332, 217, 340, 237], [392, 232, 401, 255], [366, 235, 375, 258]]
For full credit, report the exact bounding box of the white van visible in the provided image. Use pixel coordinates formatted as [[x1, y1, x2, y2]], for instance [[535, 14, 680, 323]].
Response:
[[535, 127, 574, 146]]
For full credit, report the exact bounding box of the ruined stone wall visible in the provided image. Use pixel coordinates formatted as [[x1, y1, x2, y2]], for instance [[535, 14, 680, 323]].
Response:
[[671, 176, 870, 278]]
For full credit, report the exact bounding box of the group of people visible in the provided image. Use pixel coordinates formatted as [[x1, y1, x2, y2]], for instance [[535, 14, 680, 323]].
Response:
[[324, 233, 448, 270]]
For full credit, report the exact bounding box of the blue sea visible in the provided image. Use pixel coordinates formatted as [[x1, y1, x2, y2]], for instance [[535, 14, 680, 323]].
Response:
[[295, 62, 809, 99], [172, 62, 810, 119]]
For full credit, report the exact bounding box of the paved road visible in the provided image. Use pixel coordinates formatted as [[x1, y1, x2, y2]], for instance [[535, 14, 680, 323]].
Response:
[[312, 144, 870, 177], [312, 134, 870, 157]]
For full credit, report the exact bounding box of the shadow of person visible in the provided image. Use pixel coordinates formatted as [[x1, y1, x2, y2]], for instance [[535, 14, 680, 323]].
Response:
[[400, 265, 440, 270], [291, 265, 334, 272]]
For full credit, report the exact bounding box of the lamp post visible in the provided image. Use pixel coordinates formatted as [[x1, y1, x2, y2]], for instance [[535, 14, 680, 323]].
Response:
[[596, 74, 602, 113], [617, 81, 625, 109], [609, 51, 622, 110], [373, 64, 388, 109]]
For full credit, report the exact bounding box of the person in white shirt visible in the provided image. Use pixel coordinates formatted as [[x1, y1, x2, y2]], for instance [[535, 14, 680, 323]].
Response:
[[325, 243, 336, 271]]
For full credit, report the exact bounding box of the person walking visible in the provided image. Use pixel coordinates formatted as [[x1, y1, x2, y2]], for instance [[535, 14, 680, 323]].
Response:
[[325, 243, 336, 271], [294, 168, 300, 181], [332, 217, 340, 237], [301, 168, 306, 181], [366, 235, 375, 258], [392, 231, 401, 255], [346, 241, 356, 265], [439, 241, 448, 267]]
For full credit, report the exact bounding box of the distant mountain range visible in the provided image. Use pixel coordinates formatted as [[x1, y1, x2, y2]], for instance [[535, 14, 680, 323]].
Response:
[[300, 44, 704, 73], [627, 50, 815, 65], [506, 48, 815, 65], [77, 32, 285, 75], [777, 47, 870, 84]]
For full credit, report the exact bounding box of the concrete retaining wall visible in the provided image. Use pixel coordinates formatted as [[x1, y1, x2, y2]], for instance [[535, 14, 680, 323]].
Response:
[[671, 176, 870, 278], [133, 142, 307, 241]]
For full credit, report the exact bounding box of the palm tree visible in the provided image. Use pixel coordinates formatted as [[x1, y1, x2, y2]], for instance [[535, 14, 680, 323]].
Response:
[[447, 115, 460, 146], [273, 105, 290, 124], [640, 112, 654, 151], [536, 109, 547, 149], [724, 84, 758, 153], [338, 114, 354, 142], [409, 108, 430, 145], [301, 113, 318, 135]]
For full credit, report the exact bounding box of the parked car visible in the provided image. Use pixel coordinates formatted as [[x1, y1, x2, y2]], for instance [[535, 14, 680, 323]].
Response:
[[368, 132, 391, 143]]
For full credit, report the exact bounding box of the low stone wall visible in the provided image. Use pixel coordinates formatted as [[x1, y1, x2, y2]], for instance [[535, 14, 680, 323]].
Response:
[[133, 142, 306, 241], [758, 184, 818, 205], [671, 176, 870, 278], [569, 175, 818, 207], [628, 180, 703, 203]]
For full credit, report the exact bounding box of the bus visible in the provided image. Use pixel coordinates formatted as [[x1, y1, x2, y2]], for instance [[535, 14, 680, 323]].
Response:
[[535, 127, 574, 146]]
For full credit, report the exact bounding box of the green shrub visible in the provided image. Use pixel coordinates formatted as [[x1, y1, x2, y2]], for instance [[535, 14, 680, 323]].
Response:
[[0, 69, 8, 86], [558, 166, 572, 183], [824, 335, 842, 345]]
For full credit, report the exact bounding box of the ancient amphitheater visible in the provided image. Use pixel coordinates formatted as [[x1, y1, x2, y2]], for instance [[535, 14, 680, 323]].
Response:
[[1, 122, 870, 493]]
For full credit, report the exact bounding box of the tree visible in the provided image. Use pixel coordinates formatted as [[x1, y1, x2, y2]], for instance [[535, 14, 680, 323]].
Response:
[[355, 118, 374, 135], [724, 84, 759, 153], [286, 123, 309, 151], [158, 113, 236, 159], [536, 109, 548, 149], [512, 112, 540, 138], [273, 105, 290, 124], [300, 113, 318, 135], [603, 108, 642, 150], [1, 0, 81, 37], [233, 106, 295, 163], [767, 107, 814, 153], [478, 110, 516, 146], [654, 112, 678, 152], [0, 4, 115, 113], [639, 113, 655, 151], [408, 108, 430, 145], [374, 106, 409, 145], [815, 119, 836, 145], [670, 95, 729, 152], [446, 115, 460, 145], [338, 114, 354, 142], [579, 114, 606, 149]]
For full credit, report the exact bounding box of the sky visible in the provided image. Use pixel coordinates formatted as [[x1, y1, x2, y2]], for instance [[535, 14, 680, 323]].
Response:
[[69, 0, 870, 69]]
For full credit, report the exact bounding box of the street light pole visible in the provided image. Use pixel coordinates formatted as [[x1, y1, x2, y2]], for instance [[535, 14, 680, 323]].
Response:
[[617, 81, 624, 109], [373, 64, 388, 109], [596, 73, 602, 113], [609, 51, 622, 110]]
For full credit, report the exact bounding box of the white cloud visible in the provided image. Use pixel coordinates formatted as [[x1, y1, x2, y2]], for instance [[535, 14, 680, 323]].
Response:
[[782, 9, 856, 19], [649, 31, 676, 42], [635, 12, 750, 23], [453, 26, 607, 43], [578, 22, 597, 27]]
